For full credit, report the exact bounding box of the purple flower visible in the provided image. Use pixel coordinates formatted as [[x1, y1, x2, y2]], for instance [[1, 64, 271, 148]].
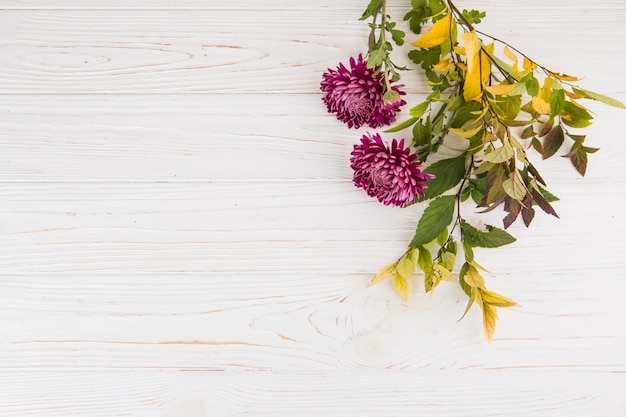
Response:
[[321, 54, 405, 129], [350, 133, 434, 207]]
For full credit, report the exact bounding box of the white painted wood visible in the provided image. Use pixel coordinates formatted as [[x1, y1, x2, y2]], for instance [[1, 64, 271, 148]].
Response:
[[0, 7, 623, 94], [1, 0, 626, 415], [1, 95, 623, 181], [0, 370, 625, 417]]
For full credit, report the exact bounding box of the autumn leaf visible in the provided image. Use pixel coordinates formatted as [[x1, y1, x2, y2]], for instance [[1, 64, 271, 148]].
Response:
[[393, 272, 410, 301], [412, 13, 452, 49]]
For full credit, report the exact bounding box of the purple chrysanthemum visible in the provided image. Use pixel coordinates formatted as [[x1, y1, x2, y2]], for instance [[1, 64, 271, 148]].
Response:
[[321, 54, 405, 129], [350, 133, 434, 207]]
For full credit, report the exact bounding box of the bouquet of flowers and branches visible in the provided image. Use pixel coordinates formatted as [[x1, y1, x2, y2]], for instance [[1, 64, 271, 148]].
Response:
[[321, 0, 624, 340]]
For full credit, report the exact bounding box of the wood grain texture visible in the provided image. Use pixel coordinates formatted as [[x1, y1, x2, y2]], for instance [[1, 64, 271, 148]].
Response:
[[0, 370, 625, 417], [1, 94, 624, 181], [0, 6, 624, 94], [2, 0, 626, 414]]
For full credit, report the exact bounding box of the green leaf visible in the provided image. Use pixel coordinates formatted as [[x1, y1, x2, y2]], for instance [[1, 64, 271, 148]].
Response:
[[410, 101, 430, 118], [360, 0, 382, 20], [461, 9, 486, 25], [541, 125, 564, 159], [538, 185, 559, 202], [561, 101, 593, 128], [385, 117, 418, 133], [418, 155, 466, 200], [461, 221, 517, 248], [417, 245, 432, 273], [520, 125, 535, 139], [408, 47, 441, 70], [549, 89, 566, 118], [483, 142, 514, 164], [502, 171, 526, 201], [572, 87, 626, 109], [525, 77, 540, 96], [391, 29, 406, 46], [413, 120, 431, 146], [436, 227, 448, 246], [410, 195, 456, 247], [367, 47, 386, 68]]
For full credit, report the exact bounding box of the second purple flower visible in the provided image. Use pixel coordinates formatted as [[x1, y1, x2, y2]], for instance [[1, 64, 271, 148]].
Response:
[[350, 133, 434, 208]]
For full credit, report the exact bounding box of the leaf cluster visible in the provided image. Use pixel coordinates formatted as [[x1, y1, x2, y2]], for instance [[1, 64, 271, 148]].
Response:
[[364, 0, 625, 341]]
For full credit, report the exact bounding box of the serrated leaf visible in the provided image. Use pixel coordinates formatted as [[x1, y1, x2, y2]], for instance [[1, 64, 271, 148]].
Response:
[[525, 78, 540, 96], [433, 263, 454, 282], [531, 95, 551, 115], [538, 185, 559, 202], [410, 195, 456, 247], [440, 251, 456, 270], [572, 87, 626, 109], [462, 264, 485, 289], [436, 227, 448, 246], [393, 272, 410, 301], [483, 142, 514, 164], [412, 12, 452, 49], [482, 301, 498, 343], [563, 143, 588, 176], [396, 256, 416, 279], [368, 261, 397, 287], [549, 89, 566, 118], [502, 172, 526, 201], [461, 221, 517, 248], [542, 125, 564, 159], [417, 245, 432, 273], [419, 155, 466, 200], [481, 290, 519, 307]]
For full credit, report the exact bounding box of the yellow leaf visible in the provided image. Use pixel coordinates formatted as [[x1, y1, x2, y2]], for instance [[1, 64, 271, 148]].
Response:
[[522, 57, 536, 74], [454, 46, 466, 55], [367, 261, 397, 287], [396, 256, 415, 279], [484, 83, 516, 95], [531, 95, 551, 115], [503, 45, 518, 64], [482, 302, 498, 343], [564, 89, 584, 100], [393, 272, 410, 301], [540, 76, 552, 101], [433, 58, 454, 72], [433, 263, 454, 282], [550, 71, 580, 82], [462, 31, 480, 74], [450, 125, 483, 139], [463, 265, 485, 289], [412, 13, 452, 49], [481, 289, 519, 308]]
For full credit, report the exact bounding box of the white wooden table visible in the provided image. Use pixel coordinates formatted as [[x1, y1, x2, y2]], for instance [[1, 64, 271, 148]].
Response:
[[1, 1, 625, 415]]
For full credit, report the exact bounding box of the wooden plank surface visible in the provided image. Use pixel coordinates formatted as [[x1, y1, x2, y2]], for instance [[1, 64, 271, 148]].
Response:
[[1, 0, 626, 415], [1, 370, 625, 417], [0, 7, 624, 94]]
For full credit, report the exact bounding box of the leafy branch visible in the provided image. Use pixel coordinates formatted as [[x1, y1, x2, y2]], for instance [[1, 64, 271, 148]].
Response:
[[364, 0, 625, 341]]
